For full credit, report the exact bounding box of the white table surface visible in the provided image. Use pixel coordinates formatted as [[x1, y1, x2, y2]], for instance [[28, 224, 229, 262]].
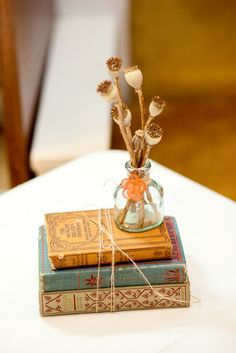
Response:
[[0, 150, 236, 353]]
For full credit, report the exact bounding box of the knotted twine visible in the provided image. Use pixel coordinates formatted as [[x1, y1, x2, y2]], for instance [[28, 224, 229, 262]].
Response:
[[82, 208, 200, 312]]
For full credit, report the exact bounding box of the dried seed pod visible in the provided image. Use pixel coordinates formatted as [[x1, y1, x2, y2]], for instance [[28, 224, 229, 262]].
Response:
[[106, 56, 122, 78], [111, 103, 132, 126], [123, 65, 143, 90], [134, 129, 144, 139], [97, 80, 117, 101], [145, 122, 163, 146], [132, 129, 144, 150], [123, 106, 132, 126], [110, 104, 119, 124], [149, 96, 166, 118]]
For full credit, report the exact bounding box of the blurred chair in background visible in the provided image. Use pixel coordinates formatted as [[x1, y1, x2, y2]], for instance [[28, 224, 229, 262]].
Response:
[[30, 0, 130, 175], [1, 0, 129, 184], [0, 0, 53, 186]]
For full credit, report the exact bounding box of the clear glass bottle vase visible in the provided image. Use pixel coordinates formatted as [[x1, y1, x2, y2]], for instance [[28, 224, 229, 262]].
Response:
[[114, 160, 164, 232]]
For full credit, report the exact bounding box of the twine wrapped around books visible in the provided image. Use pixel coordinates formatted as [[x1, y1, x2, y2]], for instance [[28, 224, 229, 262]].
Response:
[[82, 208, 200, 312], [96, 208, 115, 312]]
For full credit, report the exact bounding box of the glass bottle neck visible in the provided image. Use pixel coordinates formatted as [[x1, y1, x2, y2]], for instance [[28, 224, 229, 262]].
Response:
[[125, 160, 151, 178]]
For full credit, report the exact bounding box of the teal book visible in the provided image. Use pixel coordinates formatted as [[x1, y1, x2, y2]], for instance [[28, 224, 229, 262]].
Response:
[[39, 216, 187, 292]]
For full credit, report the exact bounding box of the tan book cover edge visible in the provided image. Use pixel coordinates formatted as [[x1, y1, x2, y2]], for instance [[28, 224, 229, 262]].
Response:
[[45, 209, 172, 268]]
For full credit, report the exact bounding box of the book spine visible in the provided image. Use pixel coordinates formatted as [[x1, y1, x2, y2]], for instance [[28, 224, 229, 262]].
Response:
[[41, 262, 186, 292], [40, 282, 190, 316], [49, 245, 172, 269]]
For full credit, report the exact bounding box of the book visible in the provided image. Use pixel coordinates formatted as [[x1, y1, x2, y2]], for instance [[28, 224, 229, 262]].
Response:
[[45, 209, 172, 269], [39, 216, 187, 292], [39, 280, 190, 316]]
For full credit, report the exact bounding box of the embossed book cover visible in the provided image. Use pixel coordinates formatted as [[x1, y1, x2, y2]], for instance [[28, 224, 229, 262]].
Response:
[[45, 209, 172, 269], [39, 281, 190, 316], [40, 216, 186, 292]]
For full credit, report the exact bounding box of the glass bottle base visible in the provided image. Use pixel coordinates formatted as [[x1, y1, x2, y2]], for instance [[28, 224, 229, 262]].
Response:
[[115, 217, 164, 233]]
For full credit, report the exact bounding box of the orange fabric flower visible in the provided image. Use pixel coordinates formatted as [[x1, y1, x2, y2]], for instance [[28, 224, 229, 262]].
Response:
[[121, 174, 147, 202]]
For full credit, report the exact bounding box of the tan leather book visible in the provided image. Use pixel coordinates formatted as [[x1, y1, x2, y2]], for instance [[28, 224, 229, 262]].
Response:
[[45, 209, 172, 269]]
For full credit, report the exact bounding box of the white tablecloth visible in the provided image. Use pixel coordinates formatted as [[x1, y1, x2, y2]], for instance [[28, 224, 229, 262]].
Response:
[[0, 150, 235, 353]]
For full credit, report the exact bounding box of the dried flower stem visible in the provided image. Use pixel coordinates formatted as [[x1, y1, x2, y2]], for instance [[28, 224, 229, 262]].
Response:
[[136, 89, 146, 130], [114, 77, 137, 167], [135, 88, 146, 166], [138, 199, 145, 228], [140, 144, 151, 167], [117, 198, 132, 225], [145, 189, 153, 203], [120, 128, 143, 225], [119, 120, 135, 165], [125, 126, 133, 147], [146, 190, 159, 220], [114, 77, 123, 105], [144, 115, 153, 130], [133, 138, 142, 165], [132, 130, 144, 164]]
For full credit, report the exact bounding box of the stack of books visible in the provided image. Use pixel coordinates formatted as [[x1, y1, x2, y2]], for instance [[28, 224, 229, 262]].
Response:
[[38, 209, 190, 316]]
